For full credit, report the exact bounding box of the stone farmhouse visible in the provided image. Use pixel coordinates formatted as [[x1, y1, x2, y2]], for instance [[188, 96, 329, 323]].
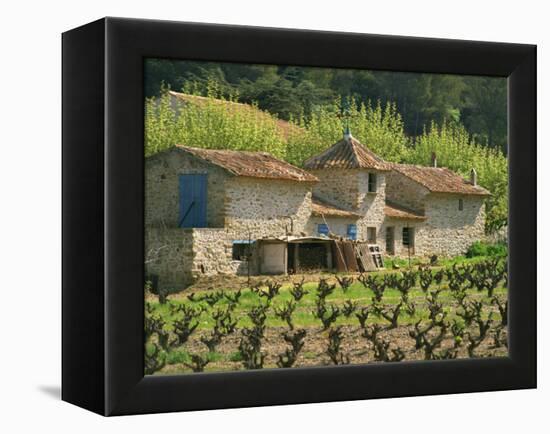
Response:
[[145, 131, 490, 289]]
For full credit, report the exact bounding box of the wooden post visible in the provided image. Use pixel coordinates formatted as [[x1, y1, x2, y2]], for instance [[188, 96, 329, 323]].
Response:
[[247, 229, 251, 287], [321, 213, 347, 272], [407, 224, 411, 269]]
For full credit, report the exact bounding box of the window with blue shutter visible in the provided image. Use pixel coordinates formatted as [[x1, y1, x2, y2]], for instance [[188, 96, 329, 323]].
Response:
[[347, 224, 357, 240], [178, 174, 207, 228], [317, 224, 329, 236]]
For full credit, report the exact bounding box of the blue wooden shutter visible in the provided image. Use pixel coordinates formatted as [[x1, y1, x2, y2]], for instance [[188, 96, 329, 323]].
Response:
[[178, 174, 207, 228], [347, 224, 357, 240], [318, 224, 329, 236]]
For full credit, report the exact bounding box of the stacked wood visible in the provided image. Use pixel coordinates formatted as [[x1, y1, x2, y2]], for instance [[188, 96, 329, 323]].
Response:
[[330, 240, 381, 272], [355, 243, 378, 272]]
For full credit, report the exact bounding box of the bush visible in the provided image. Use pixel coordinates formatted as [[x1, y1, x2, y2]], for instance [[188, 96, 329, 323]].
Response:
[[487, 242, 508, 257], [166, 350, 191, 365], [466, 241, 507, 258]]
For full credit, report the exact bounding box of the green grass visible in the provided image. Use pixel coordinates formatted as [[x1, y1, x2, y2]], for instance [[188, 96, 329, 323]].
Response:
[[166, 349, 191, 365], [148, 276, 506, 331]]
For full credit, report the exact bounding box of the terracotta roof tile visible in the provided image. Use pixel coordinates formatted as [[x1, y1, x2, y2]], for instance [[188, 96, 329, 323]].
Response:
[[391, 163, 491, 196], [174, 145, 318, 182], [303, 135, 391, 171], [384, 200, 427, 221], [311, 195, 361, 218]]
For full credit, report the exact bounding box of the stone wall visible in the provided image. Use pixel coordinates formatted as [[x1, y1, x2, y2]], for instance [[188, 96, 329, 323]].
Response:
[[309, 168, 361, 210], [306, 216, 358, 238], [191, 228, 258, 276], [145, 226, 259, 290], [310, 169, 388, 243], [145, 157, 314, 288], [355, 171, 387, 242], [145, 150, 487, 287], [380, 195, 485, 259], [224, 177, 313, 240], [385, 170, 429, 212], [415, 194, 486, 257], [381, 219, 425, 257], [145, 148, 229, 228], [145, 227, 194, 290]]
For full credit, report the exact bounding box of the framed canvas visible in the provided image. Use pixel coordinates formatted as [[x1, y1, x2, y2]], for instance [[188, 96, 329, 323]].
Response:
[[62, 17, 536, 416]]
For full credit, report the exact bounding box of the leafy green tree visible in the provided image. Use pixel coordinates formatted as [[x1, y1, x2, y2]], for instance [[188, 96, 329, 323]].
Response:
[[410, 122, 508, 232], [461, 77, 507, 152]]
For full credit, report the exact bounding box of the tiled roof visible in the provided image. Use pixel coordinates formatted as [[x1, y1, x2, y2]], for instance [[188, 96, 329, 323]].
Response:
[[175, 145, 319, 182], [384, 200, 426, 221], [311, 195, 361, 218], [303, 135, 391, 171], [391, 163, 491, 196]]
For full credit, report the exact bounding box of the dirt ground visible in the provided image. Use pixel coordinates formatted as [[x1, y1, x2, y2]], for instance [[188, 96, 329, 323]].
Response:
[[160, 270, 415, 300], [157, 324, 508, 375]]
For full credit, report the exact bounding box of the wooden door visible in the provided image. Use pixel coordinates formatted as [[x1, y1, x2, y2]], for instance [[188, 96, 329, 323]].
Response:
[[261, 243, 286, 274], [178, 174, 207, 228]]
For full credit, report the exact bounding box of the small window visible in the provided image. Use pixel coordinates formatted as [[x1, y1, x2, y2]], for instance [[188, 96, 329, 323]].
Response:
[[402, 227, 414, 247], [347, 224, 357, 240], [367, 227, 376, 243], [458, 198, 464, 211], [232, 240, 252, 261], [317, 224, 329, 236], [368, 173, 377, 193]]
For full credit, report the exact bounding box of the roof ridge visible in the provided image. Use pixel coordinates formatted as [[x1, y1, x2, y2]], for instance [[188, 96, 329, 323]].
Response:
[[348, 138, 362, 167], [170, 145, 318, 182], [390, 162, 491, 196]]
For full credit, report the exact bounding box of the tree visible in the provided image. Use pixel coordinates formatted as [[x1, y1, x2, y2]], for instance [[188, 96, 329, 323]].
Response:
[[462, 77, 507, 153]]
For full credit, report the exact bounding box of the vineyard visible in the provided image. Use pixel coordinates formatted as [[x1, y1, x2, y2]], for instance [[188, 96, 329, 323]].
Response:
[[145, 256, 508, 375]]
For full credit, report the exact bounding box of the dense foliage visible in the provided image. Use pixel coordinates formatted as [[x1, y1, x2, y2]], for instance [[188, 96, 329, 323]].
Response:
[[145, 59, 507, 152], [466, 241, 508, 258], [145, 88, 508, 233]]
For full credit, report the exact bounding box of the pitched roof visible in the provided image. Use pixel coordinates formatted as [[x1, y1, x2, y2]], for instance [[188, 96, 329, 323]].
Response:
[[384, 200, 427, 221], [303, 135, 391, 171], [174, 145, 318, 182], [311, 195, 361, 218], [390, 163, 491, 196]]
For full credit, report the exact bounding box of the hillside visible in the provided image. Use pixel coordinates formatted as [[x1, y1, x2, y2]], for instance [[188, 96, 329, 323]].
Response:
[[166, 91, 306, 140]]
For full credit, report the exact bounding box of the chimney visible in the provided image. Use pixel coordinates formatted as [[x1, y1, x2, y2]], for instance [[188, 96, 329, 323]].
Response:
[[431, 152, 437, 168], [470, 168, 477, 186]]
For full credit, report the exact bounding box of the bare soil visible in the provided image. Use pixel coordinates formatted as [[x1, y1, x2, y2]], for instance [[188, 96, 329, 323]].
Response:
[[158, 324, 508, 375]]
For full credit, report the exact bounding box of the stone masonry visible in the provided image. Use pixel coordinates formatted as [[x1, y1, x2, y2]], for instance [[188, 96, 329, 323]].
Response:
[[145, 136, 490, 289]]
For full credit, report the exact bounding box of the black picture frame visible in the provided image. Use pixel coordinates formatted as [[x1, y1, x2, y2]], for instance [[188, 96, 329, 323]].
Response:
[[62, 17, 536, 416]]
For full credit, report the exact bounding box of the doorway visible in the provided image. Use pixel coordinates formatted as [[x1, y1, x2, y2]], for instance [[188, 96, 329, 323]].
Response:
[[386, 227, 395, 255]]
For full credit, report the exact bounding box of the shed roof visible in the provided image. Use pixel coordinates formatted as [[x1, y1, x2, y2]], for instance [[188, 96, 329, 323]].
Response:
[[311, 195, 361, 218], [384, 200, 427, 221], [174, 145, 319, 182], [390, 163, 491, 196], [303, 135, 391, 171]]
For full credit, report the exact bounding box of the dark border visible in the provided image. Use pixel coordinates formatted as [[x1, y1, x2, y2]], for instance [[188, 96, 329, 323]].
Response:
[[62, 18, 105, 414], [63, 17, 536, 416]]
